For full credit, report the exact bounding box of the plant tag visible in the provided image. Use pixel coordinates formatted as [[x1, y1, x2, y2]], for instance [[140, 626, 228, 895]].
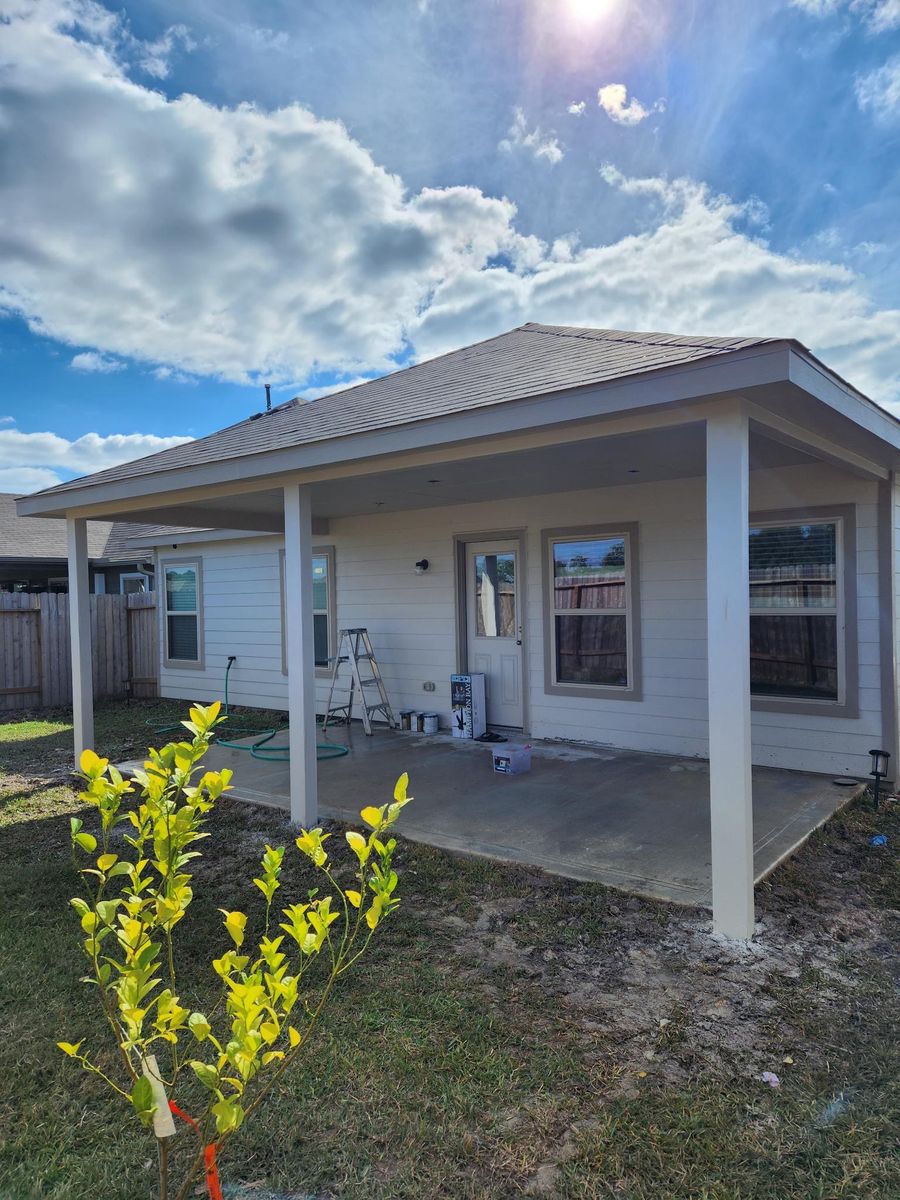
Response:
[[141, 1054, 176, 1139]]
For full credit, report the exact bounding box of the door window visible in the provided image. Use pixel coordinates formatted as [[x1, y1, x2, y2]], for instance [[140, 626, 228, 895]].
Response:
[[473, 552, 516, 638]]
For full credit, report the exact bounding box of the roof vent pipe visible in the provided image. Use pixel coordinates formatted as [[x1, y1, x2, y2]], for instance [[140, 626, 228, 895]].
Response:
[[264, 383, 272, 412]]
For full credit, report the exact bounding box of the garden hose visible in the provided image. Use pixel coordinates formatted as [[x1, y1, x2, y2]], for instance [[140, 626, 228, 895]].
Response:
[[214, 657, 349, 761], [144, 657, 348, 761]]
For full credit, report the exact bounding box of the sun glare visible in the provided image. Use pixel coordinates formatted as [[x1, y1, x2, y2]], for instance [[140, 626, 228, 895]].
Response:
[[565, 0, 618, 24]]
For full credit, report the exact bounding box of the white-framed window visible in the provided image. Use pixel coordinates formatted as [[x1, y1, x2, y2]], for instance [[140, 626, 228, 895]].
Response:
[[162, 559, 203, 667], [543, 525, 640, 697], [119, 572, 149, 595], [280, 545, 336, 674], [749, 517, 844, 704]]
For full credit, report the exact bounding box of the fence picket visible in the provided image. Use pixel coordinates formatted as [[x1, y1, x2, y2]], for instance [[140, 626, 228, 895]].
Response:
[[0, 592, 158, 710]]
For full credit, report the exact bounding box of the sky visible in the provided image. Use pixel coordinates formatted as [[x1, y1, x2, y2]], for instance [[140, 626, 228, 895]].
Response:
[[0, 0, 899, 493]]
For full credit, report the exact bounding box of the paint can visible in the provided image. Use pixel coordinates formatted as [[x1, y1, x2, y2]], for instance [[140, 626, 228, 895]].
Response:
[[399, 709, 413, 731], [415, 712, 425, 733], [422, 712, 439, 735]]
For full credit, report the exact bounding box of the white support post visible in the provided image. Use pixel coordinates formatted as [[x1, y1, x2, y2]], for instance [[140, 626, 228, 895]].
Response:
[[283, 484, 318, 826], [706, 404, 755, 939], [67, 517, 94, 761]]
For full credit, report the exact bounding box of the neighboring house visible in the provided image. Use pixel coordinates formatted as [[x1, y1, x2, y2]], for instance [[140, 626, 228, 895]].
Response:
[[0, 493, 157, 594], [17, 322, 900, 938]]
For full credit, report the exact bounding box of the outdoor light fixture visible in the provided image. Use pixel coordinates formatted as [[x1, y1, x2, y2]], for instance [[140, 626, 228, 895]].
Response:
[[868, 748, 890, 810], [415, 559, 430, 575]]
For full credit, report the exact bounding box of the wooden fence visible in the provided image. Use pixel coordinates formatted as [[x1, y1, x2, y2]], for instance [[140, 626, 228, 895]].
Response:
[[0, 592, 158, 711]]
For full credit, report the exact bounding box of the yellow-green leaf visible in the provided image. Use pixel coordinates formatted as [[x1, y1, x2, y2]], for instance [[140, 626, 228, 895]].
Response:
[[345, 831, 369, 864], [360, 806, 383, 829], [57, 1040, 83, 1057], [97, 853, 118, 872], [219, 909, 247, 948], [288, 1026, 302, 1048], [393, 773, 409, 802], [345, 889, 362, 909]]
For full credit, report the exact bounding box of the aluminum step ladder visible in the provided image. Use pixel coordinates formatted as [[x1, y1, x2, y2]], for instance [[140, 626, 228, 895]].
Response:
[[323, 628, 397, 735]]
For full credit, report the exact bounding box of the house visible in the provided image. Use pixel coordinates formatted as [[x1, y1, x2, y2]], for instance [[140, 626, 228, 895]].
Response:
[[0, 493, 157, 594], [16, 322, 900, 938]]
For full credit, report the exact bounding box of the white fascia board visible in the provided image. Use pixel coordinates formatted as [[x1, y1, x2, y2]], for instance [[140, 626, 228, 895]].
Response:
[[17, 342, 809, 520], [788, 348, 900, 449]]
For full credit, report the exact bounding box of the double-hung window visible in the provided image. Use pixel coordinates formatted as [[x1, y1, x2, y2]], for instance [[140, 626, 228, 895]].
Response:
[[749, 518, 844, 703], [280, 546, 336, 674], [544, 526, 639, 696], [163, 560, 202, 667]]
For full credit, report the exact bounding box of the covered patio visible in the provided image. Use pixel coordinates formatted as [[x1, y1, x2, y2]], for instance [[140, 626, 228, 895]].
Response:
[[164, 729, 861, 908]]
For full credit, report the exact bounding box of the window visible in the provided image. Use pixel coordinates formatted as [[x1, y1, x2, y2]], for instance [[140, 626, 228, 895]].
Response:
[[120, 572, 149, 595], [473, 552, 516, 638], [280, 546, 336, 674], [163, 560, 202, 667], [749, 519, 842, 702], [543, 525, 640, 696], [311, 552, 332, 668]]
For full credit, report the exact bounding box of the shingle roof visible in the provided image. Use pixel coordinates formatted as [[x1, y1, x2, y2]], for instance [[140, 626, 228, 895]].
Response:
[[30, 323, 779, 498], [0, 493, 164, 561]]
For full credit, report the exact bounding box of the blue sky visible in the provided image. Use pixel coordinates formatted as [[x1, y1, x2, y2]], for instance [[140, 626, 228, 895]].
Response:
[[0, 0, 898, 492]]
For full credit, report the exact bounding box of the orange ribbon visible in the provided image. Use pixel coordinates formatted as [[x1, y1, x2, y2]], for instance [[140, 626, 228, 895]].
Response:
[[168, 1101, 223, 1200]]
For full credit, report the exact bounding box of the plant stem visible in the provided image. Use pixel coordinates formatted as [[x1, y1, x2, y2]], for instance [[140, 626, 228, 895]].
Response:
[[158, 1136, 169, 1200]]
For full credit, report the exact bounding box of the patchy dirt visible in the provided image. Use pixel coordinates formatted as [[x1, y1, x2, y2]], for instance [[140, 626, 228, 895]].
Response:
[[416, 799, 898, 1108]]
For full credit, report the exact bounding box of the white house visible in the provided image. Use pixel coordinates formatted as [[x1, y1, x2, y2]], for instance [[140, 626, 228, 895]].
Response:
[[17, 323, 900, 938]]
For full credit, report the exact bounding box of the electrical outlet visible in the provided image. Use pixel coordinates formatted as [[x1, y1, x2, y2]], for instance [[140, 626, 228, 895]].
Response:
[[422, 681, 436, 692]]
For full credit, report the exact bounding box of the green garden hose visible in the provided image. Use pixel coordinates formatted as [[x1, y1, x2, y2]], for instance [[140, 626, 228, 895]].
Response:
[[146, 657, 348, 761], [214, 657, 348, 761]]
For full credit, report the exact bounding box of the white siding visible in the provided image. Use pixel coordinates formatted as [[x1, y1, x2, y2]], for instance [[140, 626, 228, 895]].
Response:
[[158, 462, 886, 777]]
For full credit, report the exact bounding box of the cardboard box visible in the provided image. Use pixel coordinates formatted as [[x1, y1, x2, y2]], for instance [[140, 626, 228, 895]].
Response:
[[450, 673, 486, 739]]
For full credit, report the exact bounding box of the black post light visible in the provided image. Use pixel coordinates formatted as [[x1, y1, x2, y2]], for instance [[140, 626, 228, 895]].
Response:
[[868, 748, 890, 810]]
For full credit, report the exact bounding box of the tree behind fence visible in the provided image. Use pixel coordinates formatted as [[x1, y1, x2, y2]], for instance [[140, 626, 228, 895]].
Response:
[[0, 592, 158, 711]]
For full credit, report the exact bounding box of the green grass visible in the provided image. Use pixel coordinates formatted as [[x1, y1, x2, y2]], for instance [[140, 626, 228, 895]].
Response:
[[0, 700, 898, 1199]]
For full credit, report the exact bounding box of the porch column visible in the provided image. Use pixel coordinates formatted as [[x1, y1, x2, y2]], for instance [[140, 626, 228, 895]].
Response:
[[283, 484, 318, 826], [66, 517, 94, 760], [706, 403, 755, 939]]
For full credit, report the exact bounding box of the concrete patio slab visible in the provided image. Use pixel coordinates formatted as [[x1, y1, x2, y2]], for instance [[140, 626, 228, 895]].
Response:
[[122, 729, 861, 907]]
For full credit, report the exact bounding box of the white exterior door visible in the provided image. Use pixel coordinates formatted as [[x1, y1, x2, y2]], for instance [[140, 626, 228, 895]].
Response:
[[466, 540, 523, 728]]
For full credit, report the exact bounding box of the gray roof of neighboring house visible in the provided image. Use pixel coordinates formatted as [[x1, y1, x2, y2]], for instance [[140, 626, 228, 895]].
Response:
[[0, 493, 161, 562], [29, 323, 779, 498]]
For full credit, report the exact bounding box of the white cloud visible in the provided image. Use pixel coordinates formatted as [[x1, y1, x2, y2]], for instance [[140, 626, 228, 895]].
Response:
[[0, 466, 65, 493], [410, 167, 900, 405], [133, 23, 194, 79], [0, 1, 898, 410], [0, 416, 14, 425], [70, 350, 126, 373], [791, 0, 900, 29], [0, 428, 193, 482], [567, 100, 586, 116], [856, 54, 900, 119], [597, 83, 666, 126], [499, 107, 564, 163]]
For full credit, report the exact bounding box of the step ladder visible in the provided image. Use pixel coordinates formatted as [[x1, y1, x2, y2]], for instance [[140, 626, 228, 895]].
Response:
[[323, 628, 397, 736]]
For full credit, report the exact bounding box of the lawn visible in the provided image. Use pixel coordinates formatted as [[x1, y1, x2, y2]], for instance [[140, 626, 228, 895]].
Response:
[[0, 699, 898, 1200]]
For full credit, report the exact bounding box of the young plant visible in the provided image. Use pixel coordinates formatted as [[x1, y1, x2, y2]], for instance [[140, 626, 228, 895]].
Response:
[[60, 701, 411, 1200]]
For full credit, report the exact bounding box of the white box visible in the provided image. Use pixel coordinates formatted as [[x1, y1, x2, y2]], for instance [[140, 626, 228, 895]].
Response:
[[491, 744, 532, 775], [450, 673, 486, 739]]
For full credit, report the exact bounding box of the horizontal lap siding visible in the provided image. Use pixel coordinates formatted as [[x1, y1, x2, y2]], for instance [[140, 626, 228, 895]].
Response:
[[157, 463, 883, 776]]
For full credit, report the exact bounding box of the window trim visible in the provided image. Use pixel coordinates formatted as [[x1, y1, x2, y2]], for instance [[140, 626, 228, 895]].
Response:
[[119, 571, 150, 595], [541, 523, 642, 701], [160, 557, 204, 671], [280, 544, 336, 677], [749, 505, 857, 718]]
